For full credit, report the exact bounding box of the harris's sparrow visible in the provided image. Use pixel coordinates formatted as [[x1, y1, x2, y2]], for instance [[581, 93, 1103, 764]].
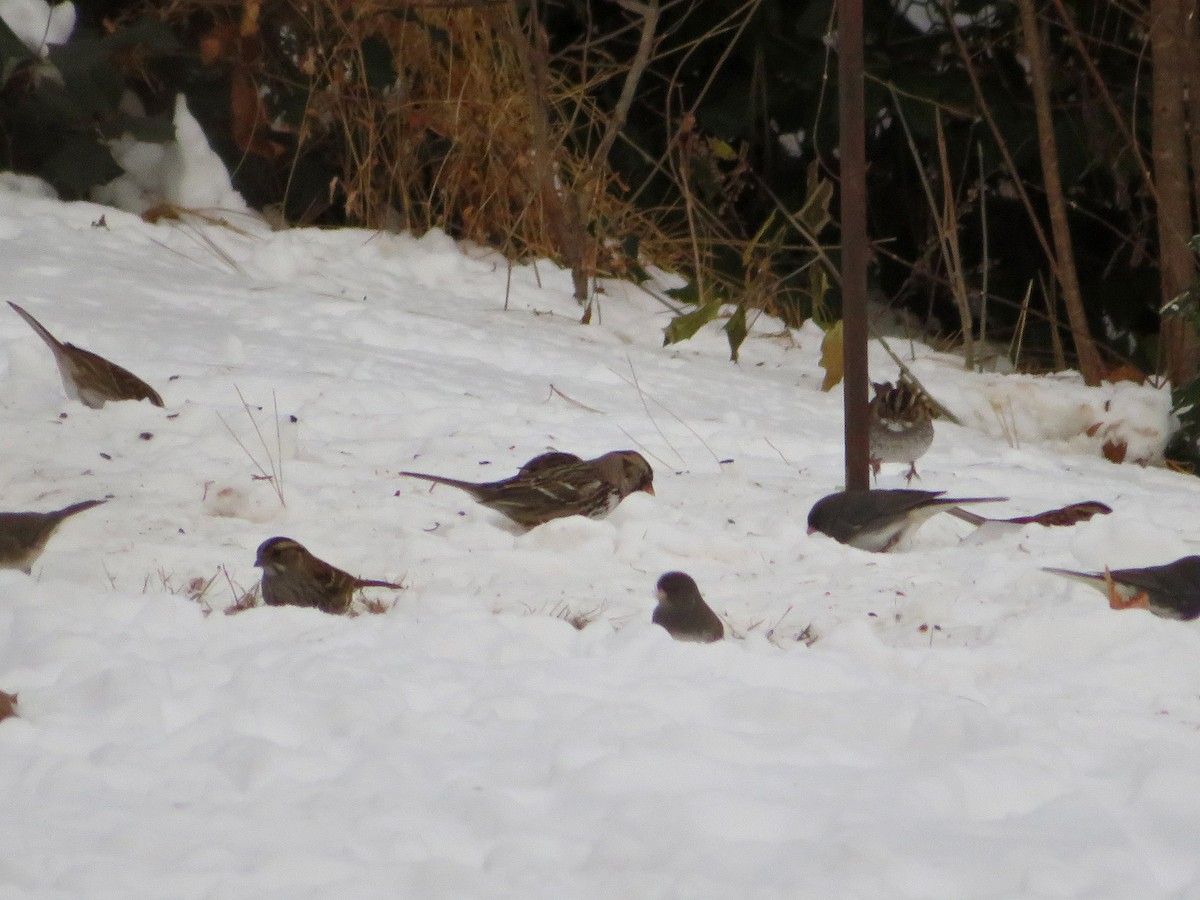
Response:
[[401, 450, 654, 528]]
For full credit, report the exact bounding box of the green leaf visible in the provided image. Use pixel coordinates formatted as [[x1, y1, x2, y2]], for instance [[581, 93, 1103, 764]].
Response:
[[798, 159, 832, 235], [100, 110, 176, 142], [48, 36, 123, 116], [1163, 282, 1200, 336], [724, 304, 748, 362], [664, 280, 702, 305], [105, 19, 180, 54], [622, 234, 650, 282], [0, 14, 34, 86], [360, 35, 396, 92], [663, 300, 721, 346], [39, 133, 121, 197], [1167, 376, 1200, 471], [805, 264, 833, 326]]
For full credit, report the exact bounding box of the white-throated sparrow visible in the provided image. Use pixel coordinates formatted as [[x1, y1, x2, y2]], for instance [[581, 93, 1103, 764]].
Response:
[[0, 498, 108, 573], [254, 536, 404, 615], [1043, 557, 1200, 620], [653, 571, 724, 643], [869, 380, 933, 483], [401, 449, 654, 528], [807, 488, 1005, 552], [8, 302, 163, 408]]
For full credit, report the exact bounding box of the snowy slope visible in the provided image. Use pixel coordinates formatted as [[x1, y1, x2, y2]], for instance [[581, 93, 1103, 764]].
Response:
[[1, 164, 1199, 898]]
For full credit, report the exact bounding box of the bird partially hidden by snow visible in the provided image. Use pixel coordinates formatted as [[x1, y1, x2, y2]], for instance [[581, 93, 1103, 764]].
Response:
[[653, 572, 724, 643], [8, 302, 164, 408], [0, 499, 108, 574], [807, 489, 1006, 553], [1042, 557, 1200, 621], [868, 379, 933, 484], [255, 537, 404, 616], [400, 450, 654, 529]]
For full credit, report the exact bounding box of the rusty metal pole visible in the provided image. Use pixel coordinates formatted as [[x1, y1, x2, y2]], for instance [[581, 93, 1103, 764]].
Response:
[[838, 0, 870, 490]]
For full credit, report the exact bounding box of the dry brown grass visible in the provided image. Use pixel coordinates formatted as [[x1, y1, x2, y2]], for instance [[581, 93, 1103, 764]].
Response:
[[281, 0, 678, 279], [138, 0, 780, 308]]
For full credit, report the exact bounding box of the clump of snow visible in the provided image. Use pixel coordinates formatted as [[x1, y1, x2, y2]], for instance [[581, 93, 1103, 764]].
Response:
[[0, 119, 1199, 896], [0, 0, 74, 54], [95, 94, 249, 215], [0, 170, 58, 198]]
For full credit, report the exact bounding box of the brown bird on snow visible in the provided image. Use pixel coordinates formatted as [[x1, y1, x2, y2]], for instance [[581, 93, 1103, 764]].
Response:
[[400, 450, 655, 528], [8, 301, 163, 408], [0, 499, 108, 573], [254, 536, 404, 615], [868, 380, 934, 484], [653, 571, 724, 643], [1042, 556, 1200, 621]]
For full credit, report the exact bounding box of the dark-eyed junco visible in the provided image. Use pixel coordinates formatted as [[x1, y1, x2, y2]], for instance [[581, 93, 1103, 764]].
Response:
[[1042, 556, 1200, 620], [401, 450, 654, 528], [948, 500, 1111, 528], [255, 537, 404, 615], [807, 488, 1006, 552], [653, 572, 725, 642]]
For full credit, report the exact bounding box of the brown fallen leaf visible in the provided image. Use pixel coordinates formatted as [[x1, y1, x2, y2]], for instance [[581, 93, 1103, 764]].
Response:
[[1104, 364, 1148, 385], [1102, 439, 1128, 464], [819, 320, 844, 392], [0, 690, 18, 723]]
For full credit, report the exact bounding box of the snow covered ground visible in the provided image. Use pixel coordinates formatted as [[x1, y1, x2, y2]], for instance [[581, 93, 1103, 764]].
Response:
[[2, 95, 1200, 897]]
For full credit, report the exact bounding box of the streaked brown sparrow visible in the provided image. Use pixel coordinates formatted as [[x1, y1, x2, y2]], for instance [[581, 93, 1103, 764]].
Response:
[[401, 450, 655, 528], [653, 571, 724, 643], [807, 488, 1006, 552], [869, 380, 933, 483], [1043, 556, 1200, 620], [0, 498, 108, 573], [8, 302, 164, 408], [254, 536, 404, 615]]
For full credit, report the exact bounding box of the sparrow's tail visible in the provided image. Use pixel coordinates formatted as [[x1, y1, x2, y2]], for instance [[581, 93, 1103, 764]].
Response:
[[1040, 566, 1107, 592], [354, 578, 405, 591], [400, 471, 488, 500], [53, 498, 108, 520], [8, 302, 65, 353]]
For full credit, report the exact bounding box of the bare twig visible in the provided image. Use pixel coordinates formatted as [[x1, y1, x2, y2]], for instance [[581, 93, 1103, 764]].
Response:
[[886, 86, 974, 368], [1016, 0, 1102, 384], [547, 383, 605, 413], [609, 354, 722, 466], [623, 354, 681, 463], [592, 0, 660, 166], [217, 386, 286, 506], [870, 331, 963, 425]]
